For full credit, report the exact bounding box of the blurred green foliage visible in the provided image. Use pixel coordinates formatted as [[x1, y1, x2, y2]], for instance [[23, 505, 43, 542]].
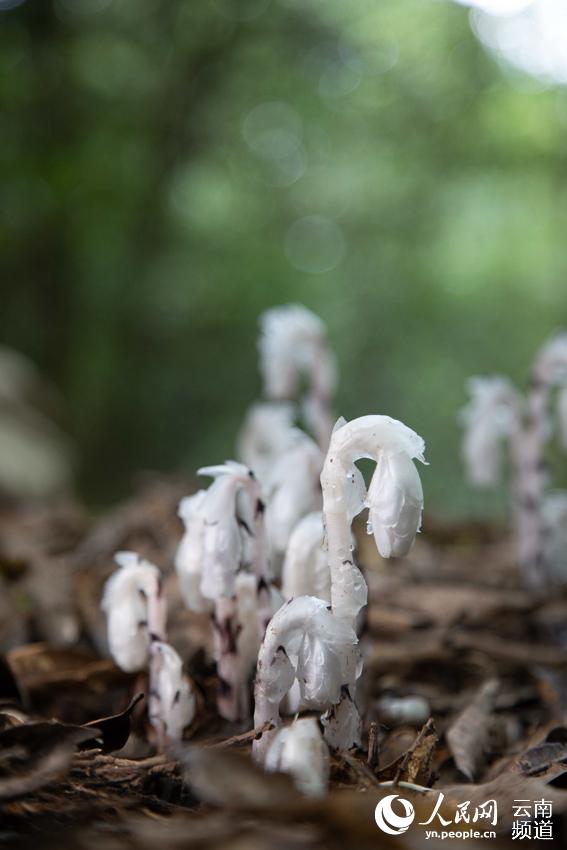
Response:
[[1, 0, 566, 516]]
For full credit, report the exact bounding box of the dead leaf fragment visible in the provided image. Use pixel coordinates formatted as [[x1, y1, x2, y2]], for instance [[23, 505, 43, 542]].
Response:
[[393, 718, 438, 786], [446, 678, 499, 781]]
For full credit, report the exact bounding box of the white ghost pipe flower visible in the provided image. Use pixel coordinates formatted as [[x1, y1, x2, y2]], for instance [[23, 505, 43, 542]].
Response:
[[237, 401, 297, 480], [101, 551, 167, 748], [175, 490, 213, 614], [459, 376, 522, 488], [175, 462, 273, 721], [321, 415, 427, 626], [518, 333, 567, 588], [264, 717, 330, 797], [461, 334, 567, 590], [258, 305, 337, 449], [252, 596, 360, 761], [150, 641, 196, 745], [264, 431, 324, 565], [281, 512, 332, 603], [102, 551, 166, 672]]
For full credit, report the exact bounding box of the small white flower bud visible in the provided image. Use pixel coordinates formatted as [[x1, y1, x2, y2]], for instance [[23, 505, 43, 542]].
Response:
[[258, 305, 336, 401], [175, 491, 212, 614], [366, 450, 424, 558], [264, 717, 330, 797], [150, 641, 196, 743], [101, 551, 165, 673]]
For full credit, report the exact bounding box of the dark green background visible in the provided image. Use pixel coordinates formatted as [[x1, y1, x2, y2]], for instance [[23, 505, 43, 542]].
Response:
[[2, 0, 566, 516]]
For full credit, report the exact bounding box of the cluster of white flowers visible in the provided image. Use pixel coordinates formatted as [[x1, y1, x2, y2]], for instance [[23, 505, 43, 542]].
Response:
[[100, 304, 428, 795]]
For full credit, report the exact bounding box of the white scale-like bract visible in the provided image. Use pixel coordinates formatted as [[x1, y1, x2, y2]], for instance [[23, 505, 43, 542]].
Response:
[[264, 717, 330, 797]]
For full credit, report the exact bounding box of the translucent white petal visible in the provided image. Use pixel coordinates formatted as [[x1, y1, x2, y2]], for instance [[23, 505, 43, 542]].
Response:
[[297, 632, 342, 707], [321, 688, 361, 750], [257, 645, 296, 703]]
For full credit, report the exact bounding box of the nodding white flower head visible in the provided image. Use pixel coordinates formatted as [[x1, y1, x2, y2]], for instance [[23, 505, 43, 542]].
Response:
[[460, 376, 521, 488], [237, 401, 297, 480], [281, 512, 332, 602], [175, 461, 258, 608], [264, 717, 330, 797], [101, 551, 165, 673], [258, 304, 337, 401], [150, 641, 196, 743], [321, 415, 427, 559], [265, 432, 323, 557], [257, 596, 360, 712]]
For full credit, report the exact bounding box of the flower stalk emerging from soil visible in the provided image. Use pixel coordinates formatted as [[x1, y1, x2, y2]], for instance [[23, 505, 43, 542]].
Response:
[[175, 461, 273, 721], [321, 414, 426, 627]]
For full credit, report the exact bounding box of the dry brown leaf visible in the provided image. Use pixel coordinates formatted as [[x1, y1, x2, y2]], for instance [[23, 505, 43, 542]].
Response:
[[446, 679, 499, 781]]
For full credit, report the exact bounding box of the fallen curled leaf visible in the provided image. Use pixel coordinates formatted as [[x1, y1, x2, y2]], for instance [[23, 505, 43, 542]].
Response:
[[446, 678, 499, 781], [79, 692, 145, 753]]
